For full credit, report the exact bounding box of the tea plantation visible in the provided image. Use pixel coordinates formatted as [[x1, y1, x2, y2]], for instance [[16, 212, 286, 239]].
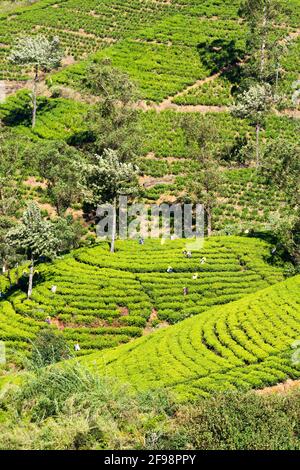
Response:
[[0, 0, 300, 453], [0, 236, 284, 360], [0, 0, 299, 103], [82, 274, 300, 401]]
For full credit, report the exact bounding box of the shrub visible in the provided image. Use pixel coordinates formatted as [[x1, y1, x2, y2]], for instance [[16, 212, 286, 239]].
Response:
[[165, 391, 300, 450], [31, 329, 72, 368]]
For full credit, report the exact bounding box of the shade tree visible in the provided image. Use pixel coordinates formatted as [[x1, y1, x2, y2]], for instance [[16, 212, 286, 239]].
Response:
[[83, 60, 141, 162], [9, 35, 63, 128], [84, 149, 140, 253], [6, 202, 59, 298], [231, 83, 274, 166], [34, 140, 85, 216], [181, 116, 223, 236]]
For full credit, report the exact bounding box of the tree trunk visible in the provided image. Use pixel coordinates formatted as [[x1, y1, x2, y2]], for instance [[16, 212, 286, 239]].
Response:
[[255, 123, 260, 167], [7, 267, 11, 288], [207, 207, 212, 237], [28, 257, 34, 299], [110, 197, 117, 253], [260, 6, 267, 78], [32, 66, 39, 129], [2, 261, 11, 288], [275, 64, 279, 95]]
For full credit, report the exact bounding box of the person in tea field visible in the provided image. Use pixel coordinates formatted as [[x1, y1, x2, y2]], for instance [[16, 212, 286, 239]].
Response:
[[74, 343, 80, 352], [192, 273, 198, 280], [200, 257, 206, 265], [167, 266, 174, 273], [183, 287, 189, 296]]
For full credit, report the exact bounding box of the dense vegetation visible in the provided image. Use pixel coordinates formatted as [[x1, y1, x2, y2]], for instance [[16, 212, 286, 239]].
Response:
[[80, 275, 300, 400], [1, 363, 300, 450], [0, 0, 299, 452], [0, 236, 285, 361]]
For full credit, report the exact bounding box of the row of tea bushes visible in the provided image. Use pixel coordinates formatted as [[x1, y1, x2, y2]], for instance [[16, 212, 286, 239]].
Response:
[[0, 237, 284, 358], [83, 275, 300, 401]]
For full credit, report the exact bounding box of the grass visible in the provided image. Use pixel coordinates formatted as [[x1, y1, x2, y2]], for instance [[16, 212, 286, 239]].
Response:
[[1, 363, 300, 449]]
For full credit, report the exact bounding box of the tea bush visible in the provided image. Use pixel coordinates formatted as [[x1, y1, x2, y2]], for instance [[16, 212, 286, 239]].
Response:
[[0, 237, 284, 359], [82, 275, 300, 400]]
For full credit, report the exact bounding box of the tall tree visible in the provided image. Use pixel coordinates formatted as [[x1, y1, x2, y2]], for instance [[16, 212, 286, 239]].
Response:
[[0, 132, 25, 216], [182, 117, 222, 236], [239, 0, 284, 85], [6, 202, 59, 298], [231, 83, 273, 166], [260, 139, 300, 261], [52, 215, 85, 253], [35, 141, 85, 216], [9, 35, 62, 128], [261, 140, 300, 207], [84, 149, 139, 253], [83, 60, 141, 162], [0, 216, 19, 285]]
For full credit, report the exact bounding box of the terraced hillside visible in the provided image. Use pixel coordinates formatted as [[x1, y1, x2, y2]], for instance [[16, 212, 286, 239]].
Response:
[[0, 236, 284, 360], [82, 275, 300, 401], [1, 91, 298, 233], [0, 0, 299, 104]]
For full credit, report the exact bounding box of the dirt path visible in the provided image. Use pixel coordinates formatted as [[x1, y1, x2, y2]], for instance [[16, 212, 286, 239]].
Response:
[[143, 308, 169, 335], [257, 379, 300, 396], [135, 68, 230, 113], [136, 100, 229, 113], [140, 174, 175, 188]]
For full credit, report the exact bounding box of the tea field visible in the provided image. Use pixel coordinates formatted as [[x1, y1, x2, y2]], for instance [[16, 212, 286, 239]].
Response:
[[0, 0, 299, 104], [0, 236, 284, 361], [1, 90, 298, 233], [82, 274, 300, 401]]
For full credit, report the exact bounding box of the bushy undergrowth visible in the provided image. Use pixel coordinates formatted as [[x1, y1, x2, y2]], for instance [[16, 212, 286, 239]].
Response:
[[0, 363, 176, 450], [164, 390, 300, 450], [1, 363, 300, 450]]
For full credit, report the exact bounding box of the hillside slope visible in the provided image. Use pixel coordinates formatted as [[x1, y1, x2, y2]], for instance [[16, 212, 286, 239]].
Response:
[[0, 236, 284, 360], [82, 275, 300, 400], [1, 0, 299, 104]]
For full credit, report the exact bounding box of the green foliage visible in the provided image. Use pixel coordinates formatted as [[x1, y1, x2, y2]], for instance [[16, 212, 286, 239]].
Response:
[[2, 363, 300, 449], [0, 91, 89, 141], [173, 77, 234, 106], [166, 390, 300, 450], [0, 237, 285, 359], [0, 362, 175, 450], [84, 149, 140, 207], [31, 328, 71, 367], [34, 140, 85, 215], [261, 138, 300, 206], [9, 35, 62, 70], [6, 202, 59, 262], [52, 216, 85, 253], [82, 275, 300, 400], [232, 83, 274, 124], [239, 0, 287, 85], [84, 62, 142, 161]]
